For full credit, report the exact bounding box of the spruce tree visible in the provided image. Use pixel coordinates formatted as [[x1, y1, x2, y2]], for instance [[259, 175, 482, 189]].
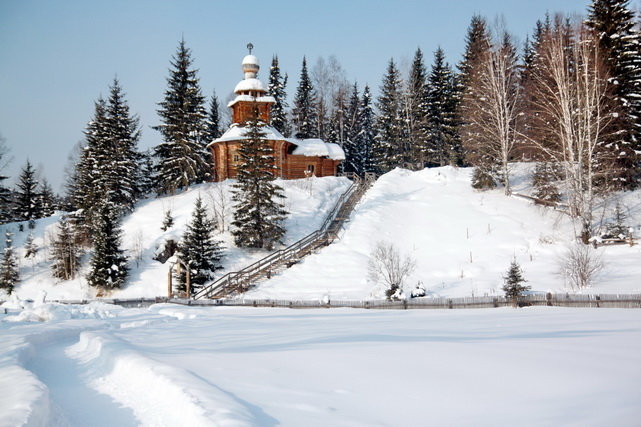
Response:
[[0, 136, 11, 224], [161, 209, 174, 231], [406, 48, 429, 164], [232, 104, 288, 250], [24, 233, 38, 259], [176, 196, 224, 295], [502, 259, 530, 306], [139, 149, 156, 197], [603, 201, 630, 239], [343, 82, 361, 173], [0, 231, 19, 294], [586, 0, 641, 187], [104, 78, 142, 206], [374, 58, 405, 172], [356, 85, 376, 174], [86, 204, 128, 290], [15, 160, 41, 222], [292, 57, 318, 139], [203, 91, 222, 143], [532, 162, 561, 203], [268, 55, 291, 137], [426, 48, 461, 166], [39, 178, 56, 217], [154, 39, 208, 193], [51, 215, 80, 280]]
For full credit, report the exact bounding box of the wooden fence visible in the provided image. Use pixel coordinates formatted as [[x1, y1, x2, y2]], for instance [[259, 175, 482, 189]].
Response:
[[33, 293, 641, 310]]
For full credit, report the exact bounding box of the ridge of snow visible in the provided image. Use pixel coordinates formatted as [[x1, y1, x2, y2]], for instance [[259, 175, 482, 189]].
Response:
[[227, 94, 275, 107]]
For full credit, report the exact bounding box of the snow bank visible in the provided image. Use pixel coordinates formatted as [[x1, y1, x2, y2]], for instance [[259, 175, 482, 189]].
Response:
[[67, 331, 256, 426]]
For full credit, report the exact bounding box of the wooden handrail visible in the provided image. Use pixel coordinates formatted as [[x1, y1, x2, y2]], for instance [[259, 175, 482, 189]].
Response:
[[194, 173, 376, 300]]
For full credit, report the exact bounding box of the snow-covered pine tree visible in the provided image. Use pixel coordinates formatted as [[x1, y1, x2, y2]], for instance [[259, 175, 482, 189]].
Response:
[[586, 0, 641, 187], [502, 259, 530, 306], [14, 160, 41, 223], [603, 201, 630, 239], [292, 57, 318, 139], [161, 209, 174, 231], [0, 136, 11, 224], [86, 203, 128, 290], [69, 97, 108, 219], [24, 233, 37, 259], [532, 162, 561, 204], [232, 104, 288, 250], [0, 231, 19, 294], [342, 82, 361, 173], [406, 48, 429, 165], [201, 91, 222, 179], [374, 59, 405, 172], [176, 196, 224, 295], [51, 215, 80, 280], [426, 47, 461, 166], [104, 78, 142, 207], [154, 39, 208, 193], [39, 178, 56, 217], [356, 85, 376, 174], [268, 55, 291, 137], [139, 149, 156, 197]]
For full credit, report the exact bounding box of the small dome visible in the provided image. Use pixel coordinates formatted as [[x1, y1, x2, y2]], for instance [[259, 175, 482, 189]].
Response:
[[242, 55, 259, 66]]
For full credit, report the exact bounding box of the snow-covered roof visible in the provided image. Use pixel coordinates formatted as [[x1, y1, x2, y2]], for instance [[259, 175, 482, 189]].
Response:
[[234, 78, 267, 93], [292, 139, 346, 160], [227, 94, 275, 108], [242, 54, 259, 66], [209, 124, 287, 146], [208, 126, 346, 160]]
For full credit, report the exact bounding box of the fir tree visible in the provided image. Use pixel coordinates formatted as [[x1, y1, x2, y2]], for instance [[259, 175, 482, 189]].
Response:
[[603, 201, 630, 239], [532, 162, 561, 204], [154, 39, 208, 193], [176, 196, 224, 295], [24, 233, 37, 259], [406, 48, 430, 164], [0, 135, 11, 224], [139, 149, 156, 197], [502, 259, 530, 306], [0, 231, 19, 294], [586, 0, 641, 187], [14, 160, 41, 222], [69, 79, 141, 233], [356, 85, 376, 174], [268, 55, 291, 137], [39, 178, 56, 217], [51, 216, 80, 280], [161, 209, 174, 231], [292, 57, 318, 139], [426, 47, 461, 166], [374, 58, 405, 172], [232, 104, 288, 250], [104, 78, 142, 207], [86, 204, 128, 290], [343, 82, 361, 173], [203, 91, 222, 143]]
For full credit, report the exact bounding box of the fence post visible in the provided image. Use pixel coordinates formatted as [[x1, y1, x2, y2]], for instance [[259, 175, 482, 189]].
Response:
[[448, 299, 453, 309], [546, 292, 553, 307], [595, 295, 600, 308], [403, 300, 408, 310]]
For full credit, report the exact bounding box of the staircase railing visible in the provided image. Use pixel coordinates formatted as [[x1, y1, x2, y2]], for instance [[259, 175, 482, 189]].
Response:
[[193, 173, 375, 300]]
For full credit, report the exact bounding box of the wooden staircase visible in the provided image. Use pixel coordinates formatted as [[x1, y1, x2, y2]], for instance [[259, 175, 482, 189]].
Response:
[[193, 173, 376, 300]]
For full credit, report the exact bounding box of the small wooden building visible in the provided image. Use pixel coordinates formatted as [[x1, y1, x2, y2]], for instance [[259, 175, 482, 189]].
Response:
[[208, 53, 344, 181]]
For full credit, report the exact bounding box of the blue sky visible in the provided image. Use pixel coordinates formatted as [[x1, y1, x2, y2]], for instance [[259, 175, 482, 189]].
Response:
[[0, 0, 591, 190]]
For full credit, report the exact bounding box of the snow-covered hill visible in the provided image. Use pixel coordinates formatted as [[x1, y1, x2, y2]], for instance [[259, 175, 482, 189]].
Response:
[[247, 165, 641, 300], [0, 176, 351, 300], [3, 165, 641, 302]]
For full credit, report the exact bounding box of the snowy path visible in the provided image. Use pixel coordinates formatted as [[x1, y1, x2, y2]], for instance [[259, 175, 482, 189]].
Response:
[[24, 334, 138, 426]]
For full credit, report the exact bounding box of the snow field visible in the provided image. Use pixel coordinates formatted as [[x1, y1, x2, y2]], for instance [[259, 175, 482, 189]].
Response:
[[247, 165, 641, 300], [1, 303, 641, 426]]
